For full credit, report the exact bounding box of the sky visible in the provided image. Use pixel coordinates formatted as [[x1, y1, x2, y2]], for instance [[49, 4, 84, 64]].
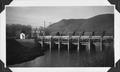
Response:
[[6, 6, 114, 28]]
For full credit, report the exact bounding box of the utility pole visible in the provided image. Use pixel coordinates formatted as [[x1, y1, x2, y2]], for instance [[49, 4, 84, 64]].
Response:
[[43, 20, 46, 36], [44, 20, 45, 30]]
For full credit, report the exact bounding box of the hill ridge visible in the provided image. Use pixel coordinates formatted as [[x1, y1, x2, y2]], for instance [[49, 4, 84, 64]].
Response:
[[47, 14, 114, 34]]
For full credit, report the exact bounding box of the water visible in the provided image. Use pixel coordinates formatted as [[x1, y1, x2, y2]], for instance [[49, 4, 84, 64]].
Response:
[[9, 43, 114, 67]]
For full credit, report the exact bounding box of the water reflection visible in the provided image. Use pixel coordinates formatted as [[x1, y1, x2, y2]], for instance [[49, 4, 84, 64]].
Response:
[[10, 43, 114, 67]]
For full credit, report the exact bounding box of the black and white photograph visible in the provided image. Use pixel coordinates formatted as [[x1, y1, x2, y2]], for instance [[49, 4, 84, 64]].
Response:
[[6, 6, 114, 67]]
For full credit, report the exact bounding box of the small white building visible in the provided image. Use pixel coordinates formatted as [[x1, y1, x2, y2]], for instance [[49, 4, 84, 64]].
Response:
[[20, 33, 25, 39]]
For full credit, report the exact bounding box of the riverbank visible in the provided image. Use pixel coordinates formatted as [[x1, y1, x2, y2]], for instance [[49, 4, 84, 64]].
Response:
[[6, 39, 44, 66]]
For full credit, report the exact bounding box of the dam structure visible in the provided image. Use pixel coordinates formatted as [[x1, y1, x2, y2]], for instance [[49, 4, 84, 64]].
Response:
[[32, 32, 113, 53]]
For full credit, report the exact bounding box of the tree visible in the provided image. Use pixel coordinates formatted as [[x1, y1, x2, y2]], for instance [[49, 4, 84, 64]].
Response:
[[6, 24, 32, 39]]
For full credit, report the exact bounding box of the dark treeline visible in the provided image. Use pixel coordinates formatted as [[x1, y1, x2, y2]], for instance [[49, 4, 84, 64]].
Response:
[[6, 24, 32, 38]]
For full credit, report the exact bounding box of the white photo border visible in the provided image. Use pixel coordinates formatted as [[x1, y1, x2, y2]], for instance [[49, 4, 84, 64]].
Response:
[[0, 0, 120, 72]]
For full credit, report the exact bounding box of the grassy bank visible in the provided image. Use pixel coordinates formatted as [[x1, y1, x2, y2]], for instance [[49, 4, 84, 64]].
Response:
[[6, 39, 44, 66]]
